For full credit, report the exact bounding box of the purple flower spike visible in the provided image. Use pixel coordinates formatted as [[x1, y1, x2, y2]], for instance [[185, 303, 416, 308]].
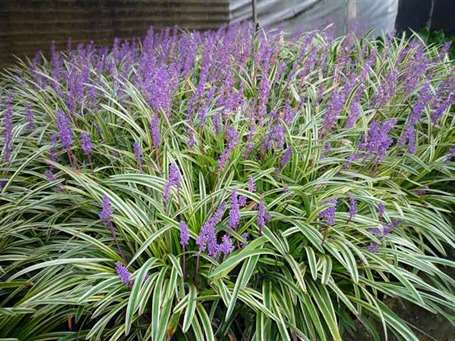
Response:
[[49, 134, 58, 163], [99, 194, 113, 227], [196, 203, 225, 256], [367, 242, 379, 253], [348, 194, 357, 221], [150, 114, 161, 148], [80, 132, 93, 156], [2, 97, 13, 163], [377, 203, 385, 219], [219, 234, 234, 255], [218, 127, 239, 170], [115, 262, 131, 286], [239, 196, 247, 207], [56, 110, 73, 151], [229, 191, 240, 229], [163, 163, 181, 203], [180, 220, 189, 248], [370, 219, 400, 237], [45, 168, 55, 182], [383, 219, 400, 235], [257, 199, 270, 232], [280, 147, 292, 168], [322, 90, 345, 136], [320, 198, 337, 226], [345, 101, 361, 129], [431, 94, 453, 124], [247, 176, 256, 192], [359, 119, 396, 162], [240, 232, 249, 248], [449, 146, 455, 161]]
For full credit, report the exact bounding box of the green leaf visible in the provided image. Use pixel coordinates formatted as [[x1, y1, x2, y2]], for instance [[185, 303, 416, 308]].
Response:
[[125, 258, 159, 334], [209, 248, 275, 279], [182, 285, 198, 332], [196, 303, 215, 341], [305, 246, 318, 280]]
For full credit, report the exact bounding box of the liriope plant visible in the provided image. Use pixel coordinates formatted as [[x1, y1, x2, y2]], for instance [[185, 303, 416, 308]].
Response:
[[0, 23, 454, 340]]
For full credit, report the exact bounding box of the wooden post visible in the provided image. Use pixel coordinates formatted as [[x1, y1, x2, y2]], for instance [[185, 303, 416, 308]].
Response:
[[252, 0, 259, 32]]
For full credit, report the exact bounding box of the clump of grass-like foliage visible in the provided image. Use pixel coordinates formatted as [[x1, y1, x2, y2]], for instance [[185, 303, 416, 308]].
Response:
[[0, 24, 454, 340]]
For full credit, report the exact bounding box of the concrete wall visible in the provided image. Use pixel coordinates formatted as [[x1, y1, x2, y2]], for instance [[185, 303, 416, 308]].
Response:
[[0, 0, 229, 67]]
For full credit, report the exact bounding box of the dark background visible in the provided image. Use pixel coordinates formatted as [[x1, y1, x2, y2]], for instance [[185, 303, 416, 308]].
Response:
[[395, 0, 455, 34]]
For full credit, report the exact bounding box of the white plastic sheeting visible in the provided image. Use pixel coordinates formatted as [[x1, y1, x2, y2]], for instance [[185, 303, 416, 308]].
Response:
[[230, 0, 398, 36]]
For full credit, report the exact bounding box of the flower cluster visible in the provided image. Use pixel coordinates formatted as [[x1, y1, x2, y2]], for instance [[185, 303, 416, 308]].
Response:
[[56, 110, 73, 151], [196, 203, 226, 256], [1, 23, 454, 340], [163, 163, 181, 203], [359, 119, 397, 162], [99, 194, 113, 227], [80, 132, 93, 156], [218, 127, 239, 170], [115, 262, 131, 286], [320, 198, 337, 226]]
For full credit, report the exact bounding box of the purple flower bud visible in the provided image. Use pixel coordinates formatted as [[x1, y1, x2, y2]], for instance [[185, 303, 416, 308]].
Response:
[[99, 194, 113, 227], [0, 179, 8, 191], [180, 220, 189, 248], [323, 142, 332, 155], [263, 124, 285, 152], [243, 122, 257, 159], [374, 70, 398, 108], [229, 191, 240, 229], [431, 93, 453, 124], [187, 129, 196, 148], [218, 127, 239, 170], [369, 219, 399, 237], [133, 142, 143, 170], [283, 102, 295, 125], [322, 90, 344, 136], [369, 226, 382, 236], [25, 106, 34, 130], [240, 232, 248, 248], [150, 115, 161, 148], [163, 163, 181, 203], [196, 203, 225, 256], [115, 262, 131, 286], [257, 199, 270, 232], [359, 119, 396, 162], [449, 145, 455, 161], [377, 203, 385, 219], [345, 101, 361, 129], [320, 198, 337, 226], [219, 234, 234, 255], [80, 132, 92, 156], [348, 194, 357, 221], [45, 168, 55, 182], [213, 112, 223, 134], [257, 77, 271, 123], [280, 147, 292, 168], [383, 219, 400, 235], [2, 97, 13, 163], [49, 134, 58, 163], [56, 110, 73, 151], [247, 176, 256, 193], [367, 242, 379, 253]]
